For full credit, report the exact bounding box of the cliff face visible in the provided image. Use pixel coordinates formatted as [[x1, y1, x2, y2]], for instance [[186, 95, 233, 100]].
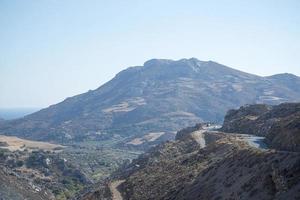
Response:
[[221, 102, 300, 152]]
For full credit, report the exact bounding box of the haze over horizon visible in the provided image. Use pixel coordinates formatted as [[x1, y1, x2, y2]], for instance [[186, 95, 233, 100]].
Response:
[[1, 0, 300, 108]]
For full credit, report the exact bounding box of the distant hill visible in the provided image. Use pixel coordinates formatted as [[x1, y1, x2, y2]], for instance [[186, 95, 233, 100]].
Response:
[[0, 58, 300, 143]]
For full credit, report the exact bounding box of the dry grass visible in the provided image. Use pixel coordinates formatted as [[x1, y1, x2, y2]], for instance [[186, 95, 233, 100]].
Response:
[[126, 132, 165, 145], [0, 135, 64, 152], [102, 97, 146, 113]]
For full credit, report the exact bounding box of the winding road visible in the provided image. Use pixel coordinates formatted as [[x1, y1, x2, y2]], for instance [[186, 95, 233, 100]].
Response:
[[234, 134, 268, 149], [109, 180, 125, 200], [191, 130, 206, 148], [110, 126, 268, 200], [190, 124, 268, 150]]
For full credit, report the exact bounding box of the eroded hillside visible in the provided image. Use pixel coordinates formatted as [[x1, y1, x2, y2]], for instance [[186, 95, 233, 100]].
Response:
[[0, 136, 89, 200], [221, 102, 300, 151], [79, 109, 300, 200]]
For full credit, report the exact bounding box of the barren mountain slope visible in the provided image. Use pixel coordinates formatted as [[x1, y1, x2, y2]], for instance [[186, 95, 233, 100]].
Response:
[[1, 58, 300, 145], [78, 122, 300, 200]]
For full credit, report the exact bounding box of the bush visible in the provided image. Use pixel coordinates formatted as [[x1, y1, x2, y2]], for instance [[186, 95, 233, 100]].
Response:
[[0, 141, 8, 147], [0, 149, 8, 160], [16, 160, 24, 167], [26, 151, 47, 168]]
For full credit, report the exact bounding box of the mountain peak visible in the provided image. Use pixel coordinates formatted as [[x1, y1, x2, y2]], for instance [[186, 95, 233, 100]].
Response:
[[143, 58, 205, 67], [141, 58, 210, 76], [143, 59, 173, 67], [268, 73, 300, 79]]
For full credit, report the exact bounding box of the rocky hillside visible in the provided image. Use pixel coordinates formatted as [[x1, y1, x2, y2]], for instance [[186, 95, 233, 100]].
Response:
[[0, 147, 89, 200], [1, 58, 300, 144], [78, 123, 300, 200], [0, 166, 53, 200], [221, 102, 300, 151]]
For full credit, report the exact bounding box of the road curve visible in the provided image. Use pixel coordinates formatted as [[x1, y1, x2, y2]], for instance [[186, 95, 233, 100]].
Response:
[[109, 180, 125, 200], [190, 130, 206, 148]]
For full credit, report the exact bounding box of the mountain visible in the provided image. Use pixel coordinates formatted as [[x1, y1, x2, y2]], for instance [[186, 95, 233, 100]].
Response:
[[0, 58, 300, 145], [267, 73, 300, 94], [79, 115, 300, 200], [221, 102, 300, 151]]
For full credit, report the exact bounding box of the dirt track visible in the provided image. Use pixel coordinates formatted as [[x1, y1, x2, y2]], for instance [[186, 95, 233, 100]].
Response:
[[109, 180, 125, 200]]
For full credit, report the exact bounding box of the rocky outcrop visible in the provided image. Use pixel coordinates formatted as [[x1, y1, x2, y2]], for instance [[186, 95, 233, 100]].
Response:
[[0, 167, 54, 200], [175, 123, 203, 141], [0, 148, 89, 200], [221, 103, 300, 152]]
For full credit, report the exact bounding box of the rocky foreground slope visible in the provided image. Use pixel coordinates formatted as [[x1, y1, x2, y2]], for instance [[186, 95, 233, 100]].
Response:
[[0, 145, 89, 200], [79, 104, 300, 200], [1, 58, 300, 146], [221, 102, 300, 151]]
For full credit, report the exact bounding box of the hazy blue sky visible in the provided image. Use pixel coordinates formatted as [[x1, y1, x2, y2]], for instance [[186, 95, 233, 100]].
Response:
[[1, 0, 300, 108]]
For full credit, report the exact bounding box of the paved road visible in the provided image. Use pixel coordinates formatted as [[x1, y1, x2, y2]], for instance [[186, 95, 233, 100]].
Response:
[[190, 125, 222, 148], [191, 130, 206, 148], [235, 134, 268, 149], [191, 126, 268, 150]]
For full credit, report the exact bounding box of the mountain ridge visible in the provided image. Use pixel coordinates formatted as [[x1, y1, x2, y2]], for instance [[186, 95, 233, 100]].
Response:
[[0, 58, 300, 145]]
